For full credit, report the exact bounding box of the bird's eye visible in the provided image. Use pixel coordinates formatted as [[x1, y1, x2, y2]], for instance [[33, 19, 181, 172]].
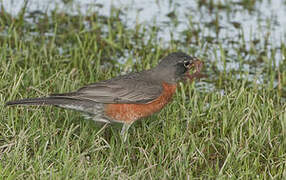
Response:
[[184, 61, 191, 68]]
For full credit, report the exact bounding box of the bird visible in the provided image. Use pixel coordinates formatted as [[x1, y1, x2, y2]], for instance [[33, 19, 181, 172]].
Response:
[[6, 52, 204, 141]]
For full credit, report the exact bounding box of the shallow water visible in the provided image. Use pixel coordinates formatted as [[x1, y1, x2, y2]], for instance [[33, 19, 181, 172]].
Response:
[[3, 0, 285, 44]]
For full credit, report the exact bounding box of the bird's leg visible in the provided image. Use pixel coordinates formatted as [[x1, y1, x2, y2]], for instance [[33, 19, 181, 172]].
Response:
[[120, 123, 131, 142]]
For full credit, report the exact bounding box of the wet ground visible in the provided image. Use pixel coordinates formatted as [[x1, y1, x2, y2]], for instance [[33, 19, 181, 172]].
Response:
[[1, 2, 286, 178], [1, 0, 286, 94]]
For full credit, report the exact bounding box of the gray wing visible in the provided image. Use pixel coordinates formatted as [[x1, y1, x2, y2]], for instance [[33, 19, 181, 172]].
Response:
[[51, 73, 163, 104]]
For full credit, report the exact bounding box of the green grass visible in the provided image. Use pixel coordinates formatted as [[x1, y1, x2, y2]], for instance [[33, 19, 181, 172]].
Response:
[[1, 1, 286, 179]]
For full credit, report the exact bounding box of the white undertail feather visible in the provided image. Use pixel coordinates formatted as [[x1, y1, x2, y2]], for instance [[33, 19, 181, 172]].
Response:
[[82, 114, 111, 123]]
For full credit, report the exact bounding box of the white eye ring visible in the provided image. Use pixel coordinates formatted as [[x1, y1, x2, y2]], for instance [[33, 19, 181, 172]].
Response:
[[184, 61, 191, 68]]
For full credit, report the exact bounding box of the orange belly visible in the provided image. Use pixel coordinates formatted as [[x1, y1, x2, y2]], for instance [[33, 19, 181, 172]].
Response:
[[104, 83, 177, 124]]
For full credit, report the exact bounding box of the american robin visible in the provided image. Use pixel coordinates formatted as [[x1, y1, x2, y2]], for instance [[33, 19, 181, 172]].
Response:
[[6, 52, 204, 141]]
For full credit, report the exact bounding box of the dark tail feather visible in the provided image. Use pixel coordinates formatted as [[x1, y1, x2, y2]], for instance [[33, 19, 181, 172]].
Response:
[[5, 96, 82, 106], [6, 96, 102, 116]]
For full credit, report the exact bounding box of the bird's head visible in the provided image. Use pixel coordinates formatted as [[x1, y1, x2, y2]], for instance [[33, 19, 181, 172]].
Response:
[[155, 52, 204, 84]]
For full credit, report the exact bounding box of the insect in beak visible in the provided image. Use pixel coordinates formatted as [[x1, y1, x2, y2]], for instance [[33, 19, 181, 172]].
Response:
[[185, 59, 206, 81]]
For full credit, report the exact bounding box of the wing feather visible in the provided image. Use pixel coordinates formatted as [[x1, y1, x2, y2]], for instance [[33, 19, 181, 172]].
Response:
[[51, 72, 163, 104]]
